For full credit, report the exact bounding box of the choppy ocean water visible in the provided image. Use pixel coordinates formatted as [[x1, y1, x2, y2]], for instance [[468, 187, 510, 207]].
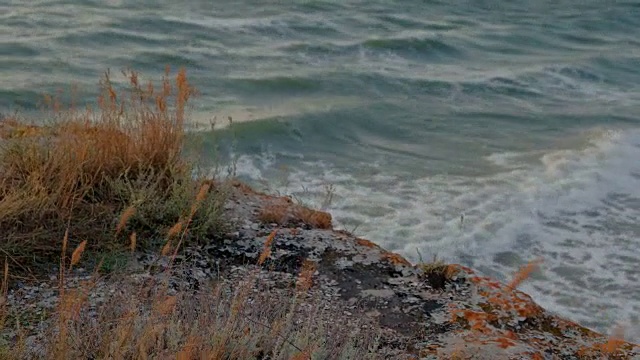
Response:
[[3, 0, 640, 341]]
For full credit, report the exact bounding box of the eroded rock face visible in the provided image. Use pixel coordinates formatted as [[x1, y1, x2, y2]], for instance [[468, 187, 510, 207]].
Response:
[[5, 181, 640, 359], [213, 182, 640, 359]]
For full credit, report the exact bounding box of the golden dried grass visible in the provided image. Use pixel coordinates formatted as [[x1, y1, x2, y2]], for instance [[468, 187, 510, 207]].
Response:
[[258, 201, 332, 229], [294, 207, 332, 229], [129, 232, 137, 253], [506, 257, 543, 291], [259, 203, 289, 225], [258, 229, 278, 266], [296, 259, 316, 293], [70, 240, 87, 267], [0, 68, 226, 270], [116, 206, 137, 235]]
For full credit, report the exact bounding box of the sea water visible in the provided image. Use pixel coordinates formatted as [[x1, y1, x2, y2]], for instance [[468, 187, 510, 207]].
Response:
[[2, 0, 640, 341]]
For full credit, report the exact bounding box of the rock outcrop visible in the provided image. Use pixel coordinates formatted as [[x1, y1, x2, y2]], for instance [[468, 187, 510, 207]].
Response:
[[5, 180, 640, 359], [208, 181, 639, 359]]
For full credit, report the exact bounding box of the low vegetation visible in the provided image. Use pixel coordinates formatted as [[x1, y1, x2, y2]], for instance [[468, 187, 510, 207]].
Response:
[[0, 69, 381, 359], [0, 68, 227, 272], [2, 228, 380, 359]]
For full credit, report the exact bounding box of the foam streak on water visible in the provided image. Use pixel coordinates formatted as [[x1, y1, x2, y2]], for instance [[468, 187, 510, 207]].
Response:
[[233, 127, 640, 341], [3, 0, 640, 341]]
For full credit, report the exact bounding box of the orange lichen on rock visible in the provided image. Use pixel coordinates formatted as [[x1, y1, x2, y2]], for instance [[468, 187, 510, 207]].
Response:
[[381, 251, 412, 266], [529, 352, 544, 360], [487, 336, 517, 349], [441, 258, 640, 359], [444, 264, 461, 279], [355, 237, 380, 249], [576, 325, 631, 357]]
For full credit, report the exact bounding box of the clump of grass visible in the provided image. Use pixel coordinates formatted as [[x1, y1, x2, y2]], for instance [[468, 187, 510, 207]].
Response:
[[3, 210, 381, 360], [258, 200, 332, 230], [295, 207, 332, 229], [24, 277, 380, 360], [0, 68, 227, 271], [417, 255, 460, 290], [0, 67, 379, 358], [258, 203, 290, 225]]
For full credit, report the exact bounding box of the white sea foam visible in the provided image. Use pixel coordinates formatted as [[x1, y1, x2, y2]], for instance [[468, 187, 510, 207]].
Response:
[[233, 126, 640, 341], [185, 96, 364, 130]]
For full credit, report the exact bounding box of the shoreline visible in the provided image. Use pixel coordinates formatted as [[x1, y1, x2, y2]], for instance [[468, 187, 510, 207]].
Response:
[[5, 180, 639, 359]]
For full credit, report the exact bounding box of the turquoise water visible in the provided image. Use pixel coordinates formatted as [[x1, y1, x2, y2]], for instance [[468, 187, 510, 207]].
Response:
[[3, 0, 640, 340]]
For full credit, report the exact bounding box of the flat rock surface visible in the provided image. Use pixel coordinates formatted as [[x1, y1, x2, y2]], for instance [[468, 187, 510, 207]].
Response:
[[5, 181, 640, 359]]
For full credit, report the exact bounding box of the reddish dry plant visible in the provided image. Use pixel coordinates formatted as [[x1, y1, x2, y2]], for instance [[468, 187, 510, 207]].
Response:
[[506, 257, 543, 291], [258, 229, 278, 266], [0, 259, 8, 331], [258, 202, 332, 229], [190, 182, 211, 217], [355, 238, 380, 249], [296, 259, 316, 293], [163, 181, 218, 266], [154, 295, 178, 316], [129, 232, 137, 252], [258, 203, 289, 225], [294, 208, 332, 229], [116, 206, 137, 235], [0, 68, 200, 264], [69, 240, 87, 267], [602, 325, 627, 353]]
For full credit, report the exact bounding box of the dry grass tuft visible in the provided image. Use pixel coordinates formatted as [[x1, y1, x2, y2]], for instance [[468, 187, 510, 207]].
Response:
[[418, 258, 460, 290], [258, 201, 332, 230], [602, 325, 627, 353], [69, 240, 87, 267], [10, 275, 382, 360], [258, 203, 289, 225], [129, 232, 137, 253], [2, 218, 381, 360], [294, 208, 332, 229], [1, 67, 386, 360], [0, 68, 227, 271], [506, 258, 543, 291], [167, 221, 184, 239], [116, 206, 137, 235], [295, 259, 316, 293], [258, 229, 278, 266]]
